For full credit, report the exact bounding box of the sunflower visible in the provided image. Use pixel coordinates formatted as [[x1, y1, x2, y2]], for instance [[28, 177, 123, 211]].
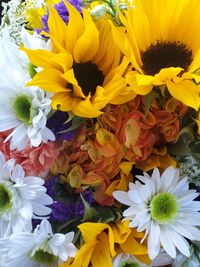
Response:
[[23, 1, 135, 118], [112, 0, 200, 110]]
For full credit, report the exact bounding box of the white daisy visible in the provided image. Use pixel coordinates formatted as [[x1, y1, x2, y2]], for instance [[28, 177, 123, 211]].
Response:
[[113, 166, 200, 260], [112, 253, 149, 267], [0, 31, 55, 150], [0, 151, 53, 237], [0, 219, 78, 267]]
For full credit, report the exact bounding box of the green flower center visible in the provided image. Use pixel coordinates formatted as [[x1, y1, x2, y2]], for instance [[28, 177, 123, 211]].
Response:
[[0, 184, 13, 212], [150, 192, 178, 224], [13, 95, 32, 125], [120, 260, 140, 267], [31, 250, 58, 265]]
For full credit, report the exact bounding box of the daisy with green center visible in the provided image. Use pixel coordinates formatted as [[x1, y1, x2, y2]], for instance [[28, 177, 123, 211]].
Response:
[[113, 166, 200, 260], [0, 151, 53, 238], [0, 219, 77, 267], [0, 31, 55, 150], [113, 253, 149, 267]]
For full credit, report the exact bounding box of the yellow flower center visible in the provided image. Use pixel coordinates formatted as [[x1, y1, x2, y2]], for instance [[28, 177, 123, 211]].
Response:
[[73, 61, 104, 96], [141, 41, 193, 75]]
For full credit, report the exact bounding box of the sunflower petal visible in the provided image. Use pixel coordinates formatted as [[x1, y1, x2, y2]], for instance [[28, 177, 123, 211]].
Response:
[[27, 68, 67, 92], [74, 9, 99, 63], [64, 0, 85, 55], [167, 80, 200, 110], [72, 95, 103, 118]]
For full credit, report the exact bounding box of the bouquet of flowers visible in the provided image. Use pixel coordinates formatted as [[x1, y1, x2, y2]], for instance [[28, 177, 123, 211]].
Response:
[[0, 0, 200, 266]]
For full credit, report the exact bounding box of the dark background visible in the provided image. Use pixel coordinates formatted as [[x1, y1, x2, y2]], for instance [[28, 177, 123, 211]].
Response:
[[0, 0, 10, 22]]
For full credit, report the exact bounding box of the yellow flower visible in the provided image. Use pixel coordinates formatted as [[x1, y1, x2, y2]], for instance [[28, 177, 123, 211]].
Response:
[[23, 1, 135, 118], [25, 8, 45, 29], [112, 0, 200, 110], [59, 221, 150, 267]]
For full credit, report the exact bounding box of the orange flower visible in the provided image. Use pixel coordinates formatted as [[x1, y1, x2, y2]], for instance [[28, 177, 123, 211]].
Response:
[[136, 147, 177, 172], [154, 110, 180, 142], [51, 125, 123, 205], [120, 111, 157, 162]]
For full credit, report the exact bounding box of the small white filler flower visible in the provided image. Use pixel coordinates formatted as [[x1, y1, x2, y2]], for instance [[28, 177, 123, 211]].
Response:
[[0, 219, 78, 267], [113, 253, 149, 267], [0, 31, 55, 150], [0, 151, 53, 237], [113, 166, 200, 260]]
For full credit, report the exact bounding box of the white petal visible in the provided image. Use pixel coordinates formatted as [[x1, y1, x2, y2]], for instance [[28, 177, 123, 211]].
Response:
[[113, 191, 133, 206], [148, 234, 160, 260], [149, 221, 160, 246], [176, 212, 200, 226], [19, 201, 33, 220], [160, 226, 177, 259], [64, 243, 77, 258], [170, 223, 200, 241], [32, 201, 52, 216], [12, 165, 25, 181], [168, 229, 190, 257], [128, 189, 143, 204], [160, 166, 179, 192], [171, 177, 188, 195]]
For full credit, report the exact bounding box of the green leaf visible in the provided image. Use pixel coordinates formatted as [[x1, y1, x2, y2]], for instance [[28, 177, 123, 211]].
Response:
[[58, 116, 87, 133], [143, 90, 158, 117], [174, 122, 195, 143], [81, 194, 98, 221]]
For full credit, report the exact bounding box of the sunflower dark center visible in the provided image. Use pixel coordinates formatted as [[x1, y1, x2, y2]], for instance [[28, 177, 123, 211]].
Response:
[[141, 41, 193, 75], [73, 61, 104, 96]]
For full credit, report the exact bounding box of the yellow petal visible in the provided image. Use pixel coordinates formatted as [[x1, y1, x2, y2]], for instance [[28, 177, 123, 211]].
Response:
[[154, 67, 183, 85], [91, 86, 108, 110], [61, 69, 78, 85], [126, 72, 153, 95], [78, 223, 115, 257], [106, 172, 130, 195], [136, 74, 155, 86], [51, 52, 73, 72], [112, 221, 131, 244], [91, 232, 112, 267], [27, 69, 67, 92], [78, 223, 109, 243], [70, 242, 97, 267], [48, 6, 69, 52], [64, 0, 85, 55], [61, 70, 86, 98], [21, 48, 56, 68], [52, 92, 78, 111], [119, 162, 133, 175], [167, 80, 200, 110], [74, 9, 99, 63], [72, 95, 103, 118], [104, 75, 128, 103], [120, 235, 148, 256]]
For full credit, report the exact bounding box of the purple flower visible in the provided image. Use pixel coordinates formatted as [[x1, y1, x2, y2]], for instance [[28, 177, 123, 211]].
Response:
[[38, 0, 82, 33], [47, 111, 77, 141], [51, 190, 94, 221], [45, 176, 94, 222], [45, 175, 60, 198]]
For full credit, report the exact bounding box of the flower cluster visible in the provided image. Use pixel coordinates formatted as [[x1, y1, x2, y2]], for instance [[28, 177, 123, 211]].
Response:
[[0, 0, 200, 267]]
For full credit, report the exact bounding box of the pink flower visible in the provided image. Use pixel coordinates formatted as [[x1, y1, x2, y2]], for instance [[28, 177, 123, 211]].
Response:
[[0, 131, 61, 177]]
